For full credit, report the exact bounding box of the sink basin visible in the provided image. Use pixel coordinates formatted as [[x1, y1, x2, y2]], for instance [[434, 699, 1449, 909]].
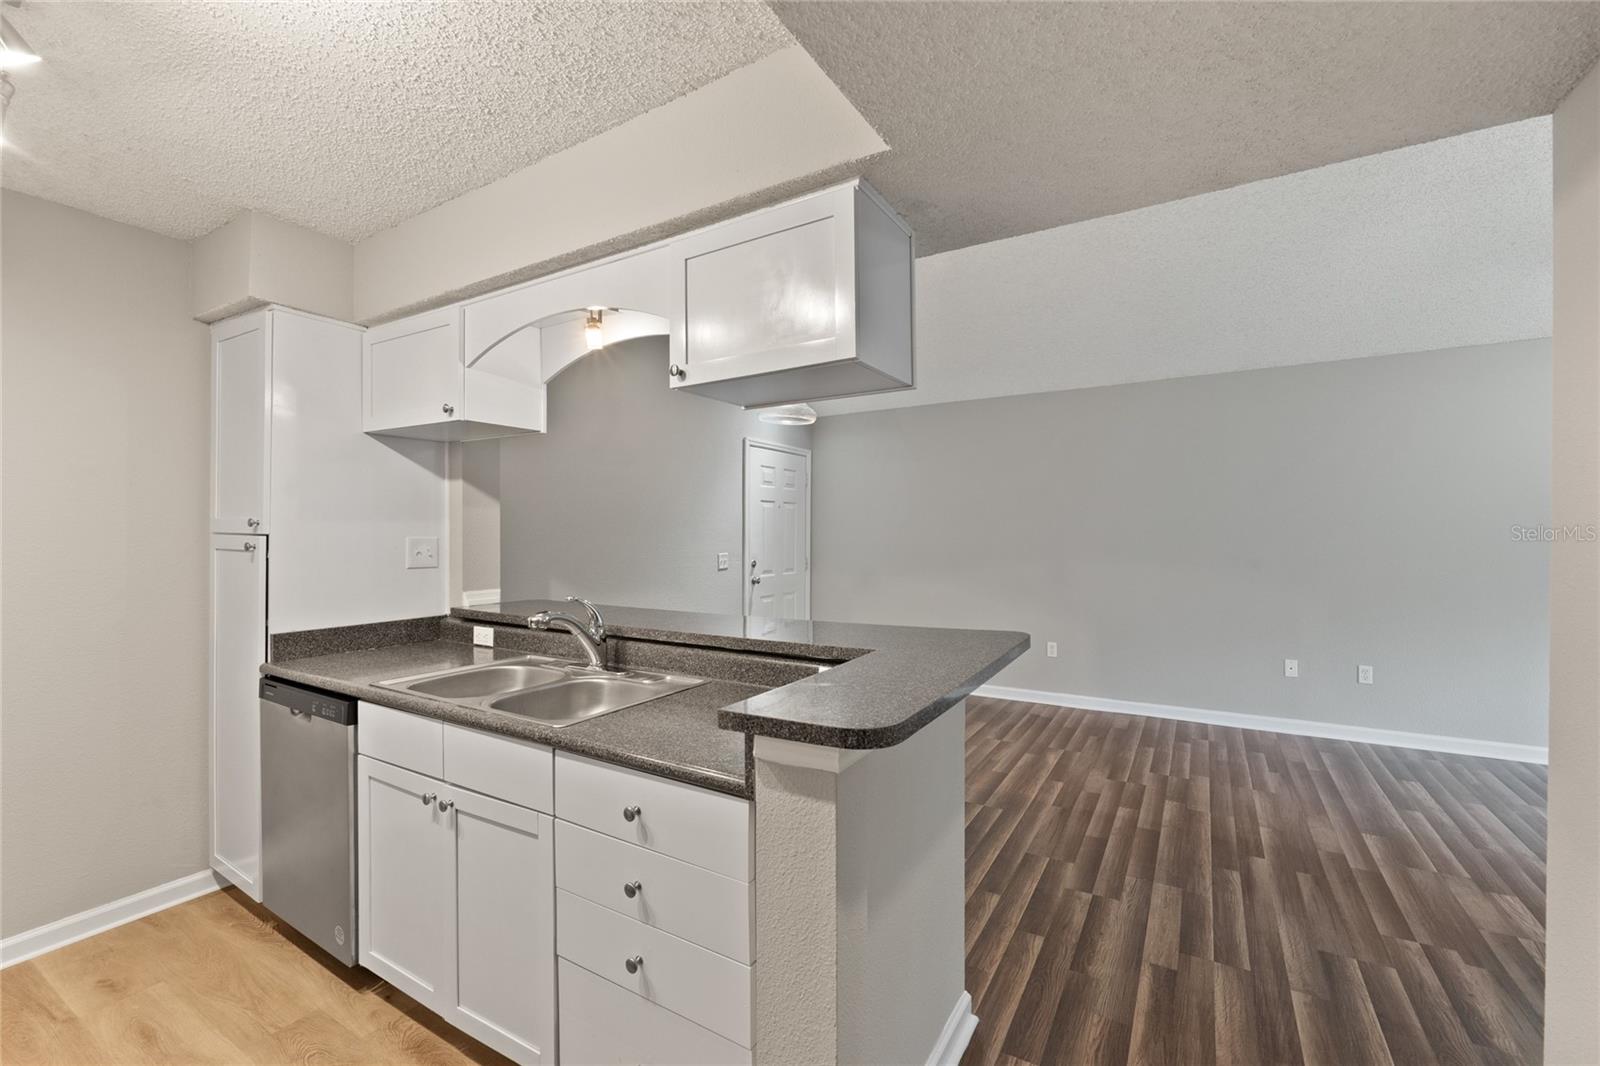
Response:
[[377, 655, 705, 727], [403, 661, 568, 699], [489, 674, 702, 727]]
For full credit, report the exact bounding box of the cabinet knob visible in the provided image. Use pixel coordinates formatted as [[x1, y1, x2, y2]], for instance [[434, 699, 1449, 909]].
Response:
[[622, 804, 642, 823], [668, 364, 686, 381], [421, 792, 437, 806], [625, 955, 644, 975], [246, 517, 260, 528], [243, 542, 257, 553], [437, 798, 455, 813], [442, 402, 455, 415], [623, 880, 642, 899]]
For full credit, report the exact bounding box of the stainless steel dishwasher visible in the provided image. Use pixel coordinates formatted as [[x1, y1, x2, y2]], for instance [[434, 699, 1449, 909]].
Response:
[[259, 677, 358, 966]]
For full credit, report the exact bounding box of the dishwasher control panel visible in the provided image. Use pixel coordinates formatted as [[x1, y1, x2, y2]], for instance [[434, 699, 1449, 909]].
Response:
[[260, 678, 356, 725]]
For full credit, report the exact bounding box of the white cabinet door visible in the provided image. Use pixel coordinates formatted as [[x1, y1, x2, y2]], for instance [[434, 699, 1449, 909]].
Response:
[[357, 756, 456, 1007], [446, 786, 556, 1064], [210, 533, 266, 900], [363, 307, 464, 433], [211, 313, 271, 534], [668, 181, 913, 408]]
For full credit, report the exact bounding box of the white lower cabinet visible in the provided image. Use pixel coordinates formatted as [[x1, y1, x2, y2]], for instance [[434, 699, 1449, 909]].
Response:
[[356, 754, 556, 1065], [558, 959, 751, 1066]]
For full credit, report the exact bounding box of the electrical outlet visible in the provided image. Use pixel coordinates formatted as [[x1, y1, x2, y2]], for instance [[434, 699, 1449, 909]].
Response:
[[405, 536, 439, 569], [1046, 641, 1058, 658], [717, 552, 730, 571], [1358, 664, 1374, 685], [473, 626, 495, 648], [1284, 658, 1299, 678]]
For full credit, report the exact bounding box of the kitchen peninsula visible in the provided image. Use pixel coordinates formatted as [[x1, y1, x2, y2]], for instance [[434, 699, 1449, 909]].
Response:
[[262, 602, 1027, 1066]]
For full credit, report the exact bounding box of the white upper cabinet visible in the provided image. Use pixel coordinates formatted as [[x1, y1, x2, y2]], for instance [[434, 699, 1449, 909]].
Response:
[[211, 313, 272, 534], [364, 306, 545, 441], [667, 181, 914, 408]]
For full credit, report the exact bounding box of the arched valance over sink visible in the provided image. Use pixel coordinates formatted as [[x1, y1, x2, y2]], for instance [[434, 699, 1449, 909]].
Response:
[[362, 180, 913, 441]]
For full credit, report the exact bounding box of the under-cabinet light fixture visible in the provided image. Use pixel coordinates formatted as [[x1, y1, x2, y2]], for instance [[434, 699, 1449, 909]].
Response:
[[584, 309, 605, 351], [757, 403, 818, 426]]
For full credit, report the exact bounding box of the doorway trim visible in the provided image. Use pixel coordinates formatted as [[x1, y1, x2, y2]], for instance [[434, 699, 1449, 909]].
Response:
[[741, 437, 812, 619]]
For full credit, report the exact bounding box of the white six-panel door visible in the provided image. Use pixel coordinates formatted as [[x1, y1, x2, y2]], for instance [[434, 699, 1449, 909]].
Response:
[[742, 440, 810, 619]]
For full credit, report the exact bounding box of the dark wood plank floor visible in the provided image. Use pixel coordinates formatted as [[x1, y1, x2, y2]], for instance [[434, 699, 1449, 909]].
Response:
[[961, 697, 1546, 1066]]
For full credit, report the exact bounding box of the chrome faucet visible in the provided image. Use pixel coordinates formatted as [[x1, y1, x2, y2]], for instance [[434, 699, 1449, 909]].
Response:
[[528, 597, 607, 668]]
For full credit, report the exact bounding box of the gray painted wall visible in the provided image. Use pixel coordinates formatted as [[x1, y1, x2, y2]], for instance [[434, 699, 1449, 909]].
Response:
[[1, 191, 211, 936], [461, 440, 501, 595], [811, 340, 1552, 747], [498, 339, 810, 614]]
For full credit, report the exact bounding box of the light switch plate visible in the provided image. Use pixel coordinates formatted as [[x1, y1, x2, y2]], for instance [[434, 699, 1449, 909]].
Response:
[[473, 626, 495, 647], [1358, 664, 1374, 685], [717, 552, 730, 571], [405, 536, 439, 569]]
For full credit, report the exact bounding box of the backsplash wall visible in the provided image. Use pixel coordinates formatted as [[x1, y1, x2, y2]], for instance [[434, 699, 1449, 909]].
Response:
[[495, 338, 811, 615]]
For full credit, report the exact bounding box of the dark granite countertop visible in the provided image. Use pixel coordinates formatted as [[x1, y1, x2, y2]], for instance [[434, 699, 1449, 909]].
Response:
[[455, 601, 1029, 750], [262, 640, 757, 797]]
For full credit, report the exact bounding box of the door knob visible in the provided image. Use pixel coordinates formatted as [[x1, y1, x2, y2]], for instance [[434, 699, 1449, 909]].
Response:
[[625, 955, 644, 975], [623, 881, 642, 899]]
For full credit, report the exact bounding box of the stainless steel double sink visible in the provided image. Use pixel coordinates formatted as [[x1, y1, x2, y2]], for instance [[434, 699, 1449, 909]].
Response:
[[377, 654, 706, 728]]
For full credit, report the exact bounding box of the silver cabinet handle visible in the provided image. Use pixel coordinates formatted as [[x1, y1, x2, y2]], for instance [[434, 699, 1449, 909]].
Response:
[[243, 542, 257, 553], [622, 805, 641, 823], [623, 881, 642, 899], [442, 402, 455, 415], [246, 517, 260, 528], [668, 364, 686, 380], [437, 798, 455, 813], [625, 955, 644, 975], [421, 792, 437, 806], [750, 573, 762, 585]]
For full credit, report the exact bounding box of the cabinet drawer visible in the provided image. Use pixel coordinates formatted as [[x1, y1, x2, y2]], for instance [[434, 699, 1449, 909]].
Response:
[[443, 722, 552, 814], [358, 703, 442, 777], [554, 753, 751, 880], [558, 958, 750, 1066], [556, 821, 751, 963], [556, 890, 752, 1047]]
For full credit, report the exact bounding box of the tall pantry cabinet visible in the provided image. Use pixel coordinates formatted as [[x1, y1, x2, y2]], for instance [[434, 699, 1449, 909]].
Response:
[[209, 307, 448, 900]]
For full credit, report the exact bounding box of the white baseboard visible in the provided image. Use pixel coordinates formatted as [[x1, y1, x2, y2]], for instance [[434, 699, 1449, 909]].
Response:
[[972, 685, 1548, 765], [462, 587, 502, 607], [926, 991, 978, 1066], [0, 869, 226, 969]]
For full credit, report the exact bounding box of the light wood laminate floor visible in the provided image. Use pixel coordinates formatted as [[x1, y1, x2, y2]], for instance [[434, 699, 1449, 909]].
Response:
[[961, 696, 1546, 1066], [1, 696, 1545, 1065], [0, 888, 511, 1066]]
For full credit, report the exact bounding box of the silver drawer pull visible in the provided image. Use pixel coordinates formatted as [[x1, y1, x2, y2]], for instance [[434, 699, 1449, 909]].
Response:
[[625, 955, 644, 975], [622, 805, 641, 823], [623, 880, 642, 899], [421, 792, 437, 806], [437, 798, 455, 813]]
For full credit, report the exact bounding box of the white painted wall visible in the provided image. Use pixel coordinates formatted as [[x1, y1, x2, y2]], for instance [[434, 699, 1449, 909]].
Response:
[[1547, 58, 1600, 1066], [1, 190, 211, 937], [497, 339, 810, 615], [812, 342, 1551, 749], [352, 46, 886, 324], [820, 118, 1552, 415]]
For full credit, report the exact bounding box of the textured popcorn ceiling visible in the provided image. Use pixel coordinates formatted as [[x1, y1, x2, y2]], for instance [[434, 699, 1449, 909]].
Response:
[[0, 1, 792, 240], [773, 1, 1600, 255]]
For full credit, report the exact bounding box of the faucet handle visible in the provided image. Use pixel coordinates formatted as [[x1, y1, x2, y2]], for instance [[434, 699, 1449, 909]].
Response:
[[567, 597, 605, 635]]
